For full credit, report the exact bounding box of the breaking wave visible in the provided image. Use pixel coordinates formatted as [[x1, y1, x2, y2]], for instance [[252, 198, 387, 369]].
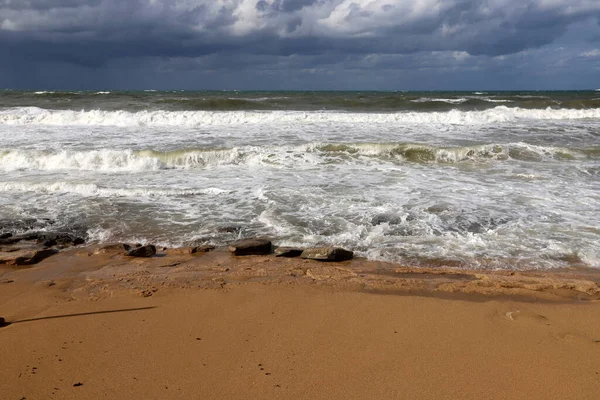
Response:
[[1, 106, 600, 127], [0, 142, 595, 172], [0, 181, 229, 198]]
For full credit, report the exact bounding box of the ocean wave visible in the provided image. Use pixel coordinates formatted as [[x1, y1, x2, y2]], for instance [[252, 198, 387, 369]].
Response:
[[1, 106, 600, 127], [411, 97, 469, 104], [0, 181, 230, 197], [0, 142, 594, 172], [313, 142, 585, 163]]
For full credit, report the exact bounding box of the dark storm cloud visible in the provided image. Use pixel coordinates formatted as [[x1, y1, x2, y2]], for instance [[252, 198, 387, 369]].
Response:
[[1, 1, 599, 89]]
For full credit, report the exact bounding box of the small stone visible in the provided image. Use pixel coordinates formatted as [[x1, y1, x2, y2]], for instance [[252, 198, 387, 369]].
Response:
[[73, 382, 83, 387], [371, 214, 402, 226], [192, 245, 215, 253], [300, 247, 353, 262], [11, 248, 59, 265], [126, 245, 157, 257], [0, 316, 6, 327], [164, 245, 215, 255], [95, 243, 132, 254], [228, 239, 272, 256], [274, 247, 304, 258]]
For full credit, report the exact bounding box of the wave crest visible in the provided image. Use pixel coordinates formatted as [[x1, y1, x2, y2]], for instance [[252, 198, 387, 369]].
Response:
[[0, 142, 594, 172], [1, 106, 600, 127]]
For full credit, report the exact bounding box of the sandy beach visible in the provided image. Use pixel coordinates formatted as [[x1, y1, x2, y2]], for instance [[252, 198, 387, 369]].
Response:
[[1, 245, 600, 399]]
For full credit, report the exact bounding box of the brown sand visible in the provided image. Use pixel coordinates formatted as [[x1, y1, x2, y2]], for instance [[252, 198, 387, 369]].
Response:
[[1, 246, 600, 399]]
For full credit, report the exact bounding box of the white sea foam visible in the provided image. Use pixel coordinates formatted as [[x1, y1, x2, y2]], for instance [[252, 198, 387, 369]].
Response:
[[0, 142, 584, 172], [1, 94, 599, 270], [1, 106, 600, 128], [0, 181, 230, 198], [0, 149, 163, 172], [228, 97, 290, 101], [480, 98, 513, 103], [411, 97, 468, 104]]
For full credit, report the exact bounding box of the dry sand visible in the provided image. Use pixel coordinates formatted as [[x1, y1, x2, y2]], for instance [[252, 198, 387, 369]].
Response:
[[1, 246, 600, 399]]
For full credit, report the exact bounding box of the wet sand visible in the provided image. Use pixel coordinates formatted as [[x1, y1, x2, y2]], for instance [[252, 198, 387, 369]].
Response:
[[1, 246, 600, 399]]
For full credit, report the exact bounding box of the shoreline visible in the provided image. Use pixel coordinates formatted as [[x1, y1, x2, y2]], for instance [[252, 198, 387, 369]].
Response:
[[2, 244, 600, 399], [2, 242, 600, 303]]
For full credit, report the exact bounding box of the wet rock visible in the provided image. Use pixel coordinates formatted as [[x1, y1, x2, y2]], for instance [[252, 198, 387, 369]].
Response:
[[0, 248, 59, 266], [0, 237, 21, 245], [12, 231, 85, 246], [42, 239, 57, 247], [164, 245, 215, 255], [17, 249, 59, 265], [126, 245, 157, 257], [193, 245, 216, 253], [0, 218, 55, 232], [12, 232, 41, 241], [0, 247, 21, 253], [55, 236, 85, 246], [300, 247, 353, 262], [228, 239, 272, 256], [274, 247, 304, 258], [371, 214, 402, 226], [95, 243, 132, 254]]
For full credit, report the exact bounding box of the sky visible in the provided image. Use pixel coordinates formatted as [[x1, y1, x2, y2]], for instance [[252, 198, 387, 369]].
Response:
[[1, 0, 600, 90]]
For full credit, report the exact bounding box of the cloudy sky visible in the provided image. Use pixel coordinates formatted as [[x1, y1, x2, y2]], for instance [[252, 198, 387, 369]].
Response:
[[1, 0, 600, 90]]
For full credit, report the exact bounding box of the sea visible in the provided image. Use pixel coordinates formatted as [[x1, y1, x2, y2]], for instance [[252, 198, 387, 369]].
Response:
[[0, 90, 599, 270]]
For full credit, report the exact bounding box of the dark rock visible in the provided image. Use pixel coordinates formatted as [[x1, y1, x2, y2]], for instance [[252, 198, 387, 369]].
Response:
[[43, 239, 57, 247], [13, 232, 44, 241], [0, 233, 12, 239], [126, 245, 157, 257], [0, 247, 21, 253], [0, 218, 55, 233], [13, 249, 59, 265], [5, 231, 87, 247], [274, 247, 304, 258], [0, 316, 5, 327], [164, 245, 215, 255], [96, 243, 132, 254], [300, 247, 354, 262], [228, 239, 272, 256], [371, 214, 402, 226], [192, 245, 215, 253], [0, 237, 21, 245]]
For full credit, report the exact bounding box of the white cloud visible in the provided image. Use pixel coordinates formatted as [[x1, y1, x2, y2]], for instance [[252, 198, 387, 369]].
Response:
[[581, 49, 600, 57]]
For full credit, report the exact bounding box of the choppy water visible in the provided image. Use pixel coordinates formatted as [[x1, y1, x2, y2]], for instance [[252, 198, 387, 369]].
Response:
[[1, 90, 599, 269]]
